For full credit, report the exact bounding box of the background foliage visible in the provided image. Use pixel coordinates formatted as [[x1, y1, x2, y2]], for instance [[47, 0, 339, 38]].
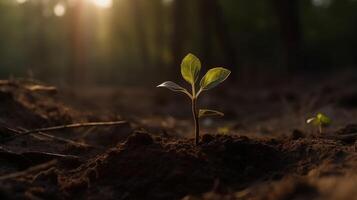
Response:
[[0, 0, 356, 85]]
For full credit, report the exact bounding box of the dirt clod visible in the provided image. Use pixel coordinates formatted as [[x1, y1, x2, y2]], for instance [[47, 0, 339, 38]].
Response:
[[126, 131, 154, 146]]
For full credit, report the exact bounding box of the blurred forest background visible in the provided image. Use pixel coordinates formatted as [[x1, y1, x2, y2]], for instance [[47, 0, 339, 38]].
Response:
[[0, 0, 356, 86]]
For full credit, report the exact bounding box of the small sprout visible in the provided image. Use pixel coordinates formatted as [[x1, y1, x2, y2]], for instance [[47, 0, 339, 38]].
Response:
[[306, 113, 332, 134], [217, 126, 230, 135], [157, 53, 230, 145]]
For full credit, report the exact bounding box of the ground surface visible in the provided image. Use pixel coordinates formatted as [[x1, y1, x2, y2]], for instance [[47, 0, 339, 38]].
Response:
[[0, 75, 356, 200]]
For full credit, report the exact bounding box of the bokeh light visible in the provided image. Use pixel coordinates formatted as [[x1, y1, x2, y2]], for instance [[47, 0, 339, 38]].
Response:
[[54, 3, 66, 17], [91, 0, 113, 9], [16, 0, 27, 4]]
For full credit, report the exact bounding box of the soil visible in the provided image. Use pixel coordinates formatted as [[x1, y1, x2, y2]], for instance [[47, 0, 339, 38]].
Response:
[[0, 76, 356, 200]]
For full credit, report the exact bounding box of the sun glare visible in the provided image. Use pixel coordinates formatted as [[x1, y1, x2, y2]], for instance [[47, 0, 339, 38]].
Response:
[[16, 0, 27, 4], [91, 0, 113, 9], [54, 3, 66, 17]]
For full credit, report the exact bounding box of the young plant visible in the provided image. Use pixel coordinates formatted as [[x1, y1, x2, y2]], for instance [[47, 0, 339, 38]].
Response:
[[157, 53, 230, 145], [306, 113, 332, 134]]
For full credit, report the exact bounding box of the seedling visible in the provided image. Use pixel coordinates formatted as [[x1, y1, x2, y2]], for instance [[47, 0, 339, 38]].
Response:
[[157, 53, 230, 145], [306, 113, 332, 134]]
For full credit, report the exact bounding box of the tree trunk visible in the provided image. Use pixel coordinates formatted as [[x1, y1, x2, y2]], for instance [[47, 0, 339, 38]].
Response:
[[272, 0, 303, 70], [153, 0, 164, 69], [68, 0, 86, 85], [130, 0, 150, 68], [29, 3, 49, 80], [199, 0, 213, 67], [199, 0, 237, 79], [171, 0, 186, 79]]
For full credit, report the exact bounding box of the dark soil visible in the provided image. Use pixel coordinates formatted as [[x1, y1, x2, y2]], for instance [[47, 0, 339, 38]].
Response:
[[0, 78, 356, 200]]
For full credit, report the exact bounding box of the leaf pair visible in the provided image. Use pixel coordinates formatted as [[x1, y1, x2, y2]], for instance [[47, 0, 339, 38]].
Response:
[[158, 53, 231, 97], [181, 54, 231, 93], [157, 53, 230, 119]]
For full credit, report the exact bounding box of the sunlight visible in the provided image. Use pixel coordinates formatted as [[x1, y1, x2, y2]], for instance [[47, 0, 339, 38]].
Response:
[[54, 3, 66, 17], [312, 0, 332, 7], [91, 0, 113, 9], [16, 0, 27, 4], [162, 0, 174, 6]]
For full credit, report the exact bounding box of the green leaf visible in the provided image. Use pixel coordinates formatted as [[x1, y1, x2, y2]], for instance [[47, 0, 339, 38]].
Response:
[[157, 81, 191, 97], [317, 113, 332, 126], [200, 67, 231, 91], [199, 109, 224, 118], [181, 54, 201, 85]]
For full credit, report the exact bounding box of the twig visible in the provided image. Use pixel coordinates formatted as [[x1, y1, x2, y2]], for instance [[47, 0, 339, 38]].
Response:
[[38, 132, 92, 147], [21, 151, 80, 161], [0, 146, 80, 162], [2, 125, 95, 149], [0, 146, 29, 165], [17, 127, 94, 149], [0, 160, 57, 181], [0, 121, 128, 143]]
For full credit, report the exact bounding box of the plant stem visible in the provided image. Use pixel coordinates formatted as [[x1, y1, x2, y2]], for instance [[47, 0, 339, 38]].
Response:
[[191, 83, 200, 145], [319, 125, 322, 134], [192, 97, 200, 145]]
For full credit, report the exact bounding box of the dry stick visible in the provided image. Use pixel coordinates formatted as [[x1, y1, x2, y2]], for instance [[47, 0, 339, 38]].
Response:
[[0, 160, 57, 181], [1, 140, 80, 163], [0, 121, 128, 144], [4, 125, 91, 148], [17, 127, 93, 148]]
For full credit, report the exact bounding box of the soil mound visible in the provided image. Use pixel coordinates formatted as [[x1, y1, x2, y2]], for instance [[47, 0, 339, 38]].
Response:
[[59, 133, 284, 200]]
